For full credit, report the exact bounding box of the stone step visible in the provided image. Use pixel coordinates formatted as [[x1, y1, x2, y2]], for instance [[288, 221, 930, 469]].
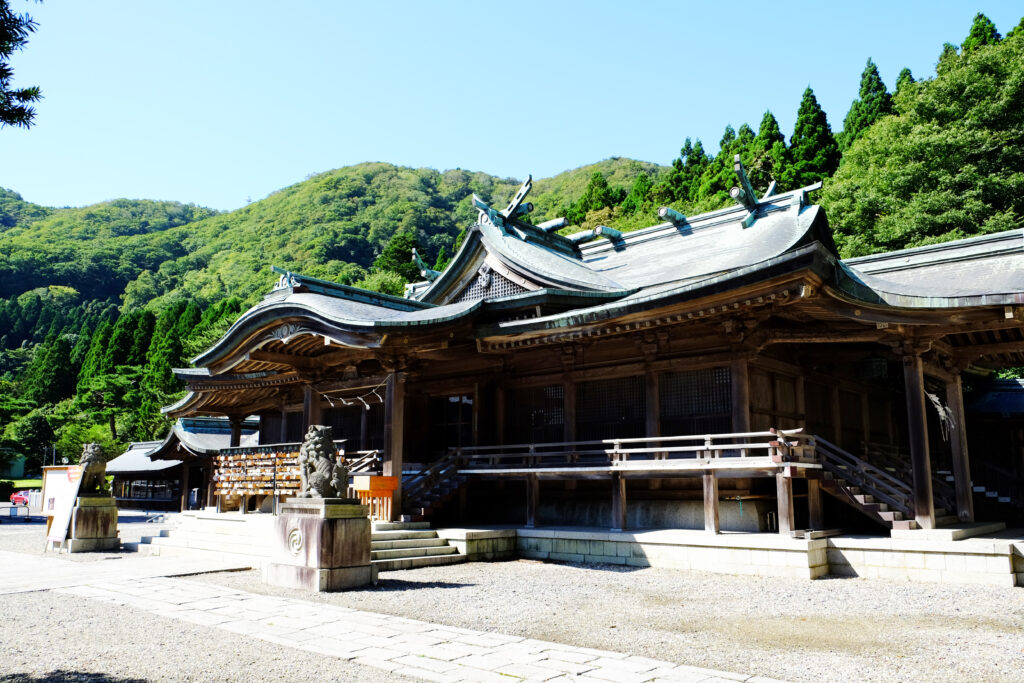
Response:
[[371, 537, 449, 551], [372, 521, 431, 531], [372, 552, 467, 572], [891, 520, 1006, 541], [147, 534, 272, 557], [370, 529, 439, 542], [936, 515, 959, 526], [371, 545, 459, 561], [151, 529, 274, 551]]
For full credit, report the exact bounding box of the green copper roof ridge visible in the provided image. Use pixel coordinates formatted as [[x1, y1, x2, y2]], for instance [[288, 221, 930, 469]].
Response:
[[271, 265, 433, 310]]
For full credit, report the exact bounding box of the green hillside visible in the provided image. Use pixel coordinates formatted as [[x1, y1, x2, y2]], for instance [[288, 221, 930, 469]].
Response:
[[2, 11, 1022, 474]]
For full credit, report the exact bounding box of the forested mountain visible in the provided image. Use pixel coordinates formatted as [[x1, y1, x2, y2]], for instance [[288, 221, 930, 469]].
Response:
[[1, 12, 1021, 474]]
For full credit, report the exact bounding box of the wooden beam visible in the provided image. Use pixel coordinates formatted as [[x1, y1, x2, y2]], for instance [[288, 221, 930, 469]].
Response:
[[954, 340, 1024, 360], [807, 478, 824, 530], [776, 471, 795, 534], [611, 472, 627, 532], [525, 474, 539, 529], [903, 355, 936, 529], [383, 372, 406, 520], [703, 473, 720, 533], [248, 350, 319, 369], [946, 374, 975, 523]]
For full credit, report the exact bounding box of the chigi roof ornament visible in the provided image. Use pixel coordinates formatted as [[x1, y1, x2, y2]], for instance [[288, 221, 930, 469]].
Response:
[[472, 175, 534, 231]]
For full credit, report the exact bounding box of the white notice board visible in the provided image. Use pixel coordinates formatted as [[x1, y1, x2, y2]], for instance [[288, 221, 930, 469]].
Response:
[[42, 466, 83, 543]]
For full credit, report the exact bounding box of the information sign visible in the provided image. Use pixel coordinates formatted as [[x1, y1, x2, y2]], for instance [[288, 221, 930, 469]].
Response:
[[42, 465, 84, 544]]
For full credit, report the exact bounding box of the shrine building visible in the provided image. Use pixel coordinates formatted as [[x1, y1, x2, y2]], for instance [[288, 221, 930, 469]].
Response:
[[158, 161, 1024, 583]]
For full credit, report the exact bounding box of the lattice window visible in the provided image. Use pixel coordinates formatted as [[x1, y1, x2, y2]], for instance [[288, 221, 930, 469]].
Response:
[[576, 376, 646, 441], [507, 385, 565, 444], [429, 394, 474, 454], [453, 269, 527, 303], [659, 367, 732, 435]]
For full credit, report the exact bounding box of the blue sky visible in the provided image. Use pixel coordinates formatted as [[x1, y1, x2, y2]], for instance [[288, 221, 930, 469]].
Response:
[[1, 1, 1022, 211]]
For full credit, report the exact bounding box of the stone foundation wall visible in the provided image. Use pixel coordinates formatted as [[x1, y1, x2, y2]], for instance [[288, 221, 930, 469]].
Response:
[[825, 537, 1018, 586], [537, 500, 771, 532]]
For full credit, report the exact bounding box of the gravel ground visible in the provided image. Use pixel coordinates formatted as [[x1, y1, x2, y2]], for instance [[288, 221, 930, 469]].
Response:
[[0, 591, 413, 683], [192, 560, 1024, 683], [3, 517, 1024, 682]]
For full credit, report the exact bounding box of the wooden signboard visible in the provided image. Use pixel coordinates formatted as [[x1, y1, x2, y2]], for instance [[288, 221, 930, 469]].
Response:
[[42, 465, 84, 544]]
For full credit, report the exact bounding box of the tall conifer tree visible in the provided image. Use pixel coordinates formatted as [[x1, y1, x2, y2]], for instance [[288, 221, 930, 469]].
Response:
[[786, 87, 840, 188], [840, 59, 892, 152], [76, 321, 112, 394], [749, 111, 791, 191], [961, 12, 1001, 52]]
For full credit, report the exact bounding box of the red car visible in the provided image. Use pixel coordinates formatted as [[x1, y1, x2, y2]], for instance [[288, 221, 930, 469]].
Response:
[[9, 490, 31, 506]]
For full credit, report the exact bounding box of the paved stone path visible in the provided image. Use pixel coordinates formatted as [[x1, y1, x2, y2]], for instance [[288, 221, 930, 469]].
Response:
[[3, 551, 784, 682]]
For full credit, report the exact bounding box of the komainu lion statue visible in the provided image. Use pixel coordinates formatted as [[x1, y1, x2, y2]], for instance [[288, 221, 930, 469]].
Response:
[[79, 443, 108, 495], [297, 425, 349, 498]]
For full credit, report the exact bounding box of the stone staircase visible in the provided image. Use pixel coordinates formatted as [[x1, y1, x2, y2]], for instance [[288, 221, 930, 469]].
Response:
[[401, 452, 468, 520], [126, 511, 273, 565], [371, 521, 465, 572]]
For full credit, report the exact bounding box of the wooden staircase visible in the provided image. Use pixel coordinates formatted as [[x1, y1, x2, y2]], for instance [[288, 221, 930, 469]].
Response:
[[815, 437, 942, 530], [371, 521, 465, 572], [401, 451, 467, 520]]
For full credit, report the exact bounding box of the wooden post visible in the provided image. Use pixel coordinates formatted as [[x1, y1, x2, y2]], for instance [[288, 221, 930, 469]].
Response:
[[703, 472, 720, 533], [359, 406, 369, 451], [776, 470, 794, 534], [830, 385, 842, 445], [495, 384, 506, 446], [525, 474, 539, 528], [229, 416, 242, 448], [279, 405, 288, 443], [807, 478, 824, 530], [611, 472, 627, 531], [946, 374, 975, 523], [731, 358, 750, 432], [563, 380, 577, 442], [302, 384, 322, 431], [903, 355, 935, 529], [383, 372, 406, 520], [646, 370, 662, 490], [179, 463, 190, 512], [861, 393, 871, 445]]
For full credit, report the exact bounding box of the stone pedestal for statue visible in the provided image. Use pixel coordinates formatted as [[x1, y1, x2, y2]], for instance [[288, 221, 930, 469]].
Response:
[[263, 498, 376, 591], [66, 496, 120, 552]]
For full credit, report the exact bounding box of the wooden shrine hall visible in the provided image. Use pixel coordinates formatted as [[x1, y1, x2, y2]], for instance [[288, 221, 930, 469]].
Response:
[[164, 161, 1024, 543]]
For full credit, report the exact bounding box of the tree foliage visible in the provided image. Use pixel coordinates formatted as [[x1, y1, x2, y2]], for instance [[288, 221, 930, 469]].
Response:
[[840, 59, 892, 152], [823, 25, 1024, 256], [0, 0, 40, 128]]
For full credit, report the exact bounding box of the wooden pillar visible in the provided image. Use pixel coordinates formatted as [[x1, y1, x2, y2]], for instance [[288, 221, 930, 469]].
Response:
[[229, 416, 243, 448], [179, 463, 190, 512], [861, 393, 872, 446], [646, 370, 662, 490], [946, 374, 975, 523], [807, 478, 824, 530], [525, 474, 539, 528], [563, 380, 577, 442], [302, 384, 322, 431], [279, 405, 288, 443], [611, 472, 627, 532], [359, 407, 369, 451], [703, 472, 720, 533], [830, 385, 842, 445], [495, 384, 506, 446], [383, 372, 406, 520], [776, 471, 794, 534], [903, 355, 936, 529], [206, 464, 216, 509], [731, 358, 750, 432]]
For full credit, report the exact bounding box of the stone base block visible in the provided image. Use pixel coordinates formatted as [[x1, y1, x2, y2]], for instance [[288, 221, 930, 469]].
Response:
[[263, 498, 374, 591], [66, 537, 120, 553], [65, 498, 119, 552], [263, 562, 377, 592]]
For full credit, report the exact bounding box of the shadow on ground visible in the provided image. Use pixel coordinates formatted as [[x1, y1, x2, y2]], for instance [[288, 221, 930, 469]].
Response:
[[1, 672, 146, 683], [371, 578, 477, 591]]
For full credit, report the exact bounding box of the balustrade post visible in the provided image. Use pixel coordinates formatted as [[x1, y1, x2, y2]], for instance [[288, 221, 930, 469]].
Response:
[[703, 472, 720, 533], [611, 471, 627, 532], [776, 469, 795, 535], [525, 474, 539, 529]]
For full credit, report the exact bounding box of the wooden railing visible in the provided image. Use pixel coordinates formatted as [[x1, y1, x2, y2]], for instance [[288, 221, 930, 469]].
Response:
[[816, 437, 914, 517], [450, 428, 813, 471], [861, 440, 958, 514]]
